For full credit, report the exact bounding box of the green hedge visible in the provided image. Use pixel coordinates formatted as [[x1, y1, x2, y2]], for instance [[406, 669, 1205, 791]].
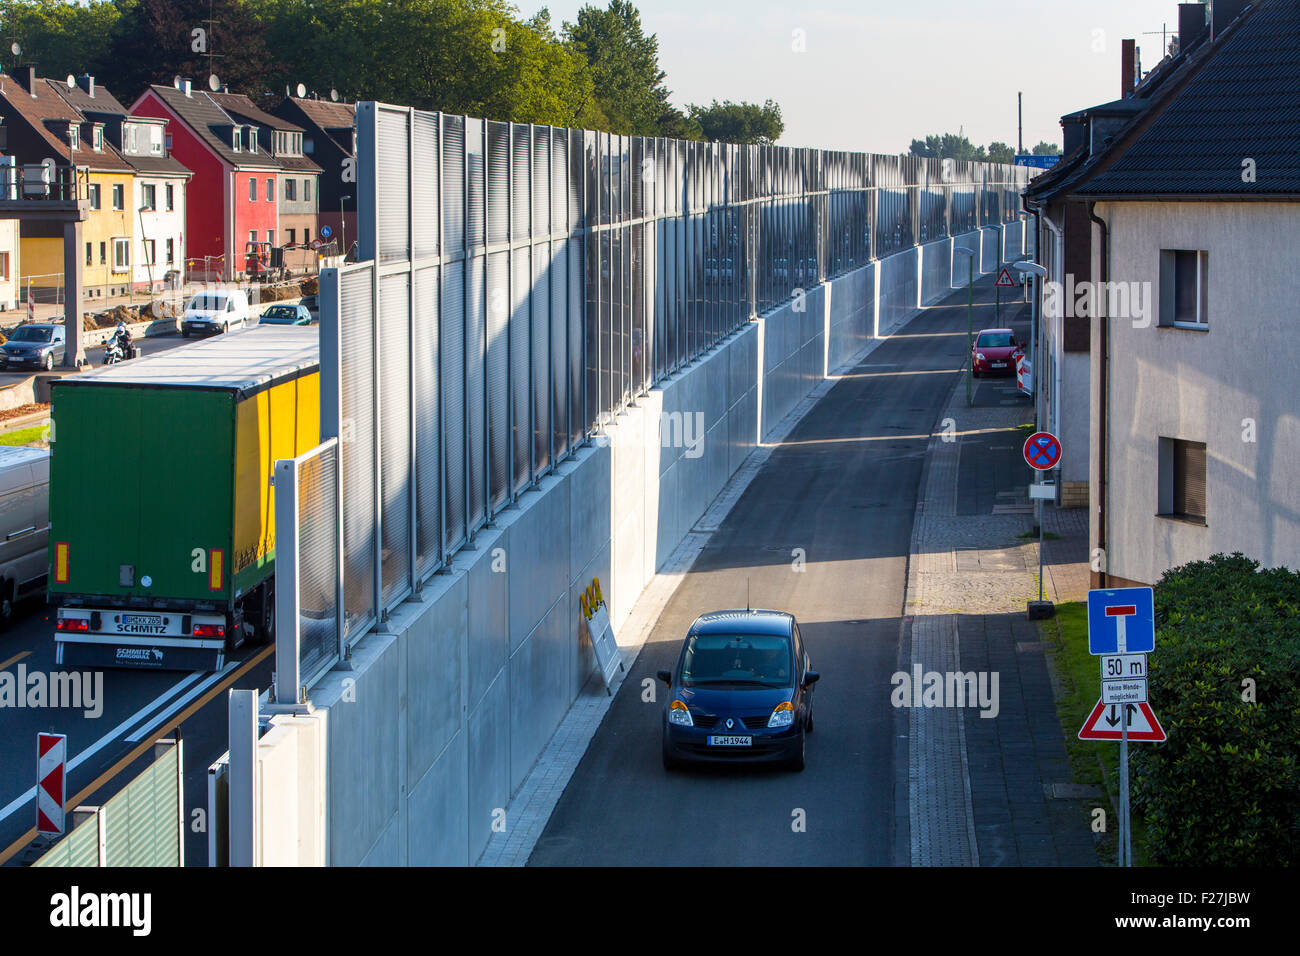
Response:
[[1132, 553, 1300, 865]]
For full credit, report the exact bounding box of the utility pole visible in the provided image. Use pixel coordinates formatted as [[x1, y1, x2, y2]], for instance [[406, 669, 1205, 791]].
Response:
[[1018, 91, 1024, 155]]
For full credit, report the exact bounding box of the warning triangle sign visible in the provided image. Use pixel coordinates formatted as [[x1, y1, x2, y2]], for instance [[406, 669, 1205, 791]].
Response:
[[995, 267, 1017, 288], [1078, 699, 1166, 742]]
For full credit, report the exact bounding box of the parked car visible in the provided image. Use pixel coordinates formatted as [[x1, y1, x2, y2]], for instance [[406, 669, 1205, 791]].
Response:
[[0, 323, 65, 371], [971, 328, 1023, 378], [0, 446, 49, 628], [259, 303, 314, 326], [658, 609, 819, 771], [181, 289, 251, 337]]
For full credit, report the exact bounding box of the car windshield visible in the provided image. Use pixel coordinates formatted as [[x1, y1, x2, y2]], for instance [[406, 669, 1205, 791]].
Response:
[[977, 332, 1015, 348], [9, 326, 52, 343], [188, 294, 228, 311], [263, 306, 295, 319], [681, 633, 792, 688]]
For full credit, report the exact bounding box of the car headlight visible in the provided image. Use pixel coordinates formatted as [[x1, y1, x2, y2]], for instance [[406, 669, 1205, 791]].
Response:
[[668, 699, 693, 726], [768, 701, 794, 728], [976, 352, 986, 361]]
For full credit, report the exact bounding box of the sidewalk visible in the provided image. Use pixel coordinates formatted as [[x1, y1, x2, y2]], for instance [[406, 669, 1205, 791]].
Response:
[[904, 315, 1099, 866]]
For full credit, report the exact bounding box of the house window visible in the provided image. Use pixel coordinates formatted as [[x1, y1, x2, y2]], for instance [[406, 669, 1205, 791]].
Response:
[[165, 133, 173, 151], [285, 178, 296, 201], [99, 242, 106, 265], [68, 125, 79, 149], [141, 183, 156, 211], [1159, 438, 1207, 523], [165, 184, 174, 211], [287, 228, 296, 245], [92, 126, 103, 151], [1159, 249, 1208, 328], [143, 239, 155, 266], [85, 242, 92, 266], [88, 184, 101, 210], [303, 136, 314, 154], [150, 126, 163, 155], [0, 251, 8, 280], [304, 228, 310, 244], [250, 230, 257, 243], [249, 178, 257, 202], [166, 238, 174, 264], [266, 178, 273, 202], [112, 183, 124, 210], [112, 237, 130, 273], [304, 178, 311, 202], [267, 230, 275, 247]]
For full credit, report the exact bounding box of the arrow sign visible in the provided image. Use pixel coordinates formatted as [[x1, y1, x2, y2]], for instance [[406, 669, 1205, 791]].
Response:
[[1078, 699, 1166, 741], [995, 267, 1016, 288]]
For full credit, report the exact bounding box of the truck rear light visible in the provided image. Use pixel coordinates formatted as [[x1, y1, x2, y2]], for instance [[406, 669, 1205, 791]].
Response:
[[193, 623, 225, 638], [56, 618, 89, 632]]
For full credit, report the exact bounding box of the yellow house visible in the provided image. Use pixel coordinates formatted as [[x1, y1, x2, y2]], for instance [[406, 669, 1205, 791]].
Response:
[[0, 69, 137, 304]]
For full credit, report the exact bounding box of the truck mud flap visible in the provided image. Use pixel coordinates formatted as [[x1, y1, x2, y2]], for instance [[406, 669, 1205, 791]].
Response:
[[56, 640, 226, 672]]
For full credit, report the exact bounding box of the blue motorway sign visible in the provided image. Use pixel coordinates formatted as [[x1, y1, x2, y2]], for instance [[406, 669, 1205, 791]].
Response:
[[1015, 154, 1061, 169], [1088, 587, 1154, 655]]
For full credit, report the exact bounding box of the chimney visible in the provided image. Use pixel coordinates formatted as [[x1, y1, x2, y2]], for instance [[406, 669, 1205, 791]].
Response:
[[1178, 3, 1209, 50], [1121, 38, 1138, 96], [182, 78, 192, 97], [76, 74, 95, 98], [12, 66, 37, 96], [1212, 0, 1249, 38]]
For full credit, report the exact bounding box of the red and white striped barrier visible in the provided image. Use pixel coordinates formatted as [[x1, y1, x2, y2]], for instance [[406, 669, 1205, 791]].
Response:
[[37, 733, 66, 835]]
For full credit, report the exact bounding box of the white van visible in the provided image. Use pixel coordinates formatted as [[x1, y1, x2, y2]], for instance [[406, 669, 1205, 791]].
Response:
[[181, 288, 251, 337], [0, 446, 49, 628]]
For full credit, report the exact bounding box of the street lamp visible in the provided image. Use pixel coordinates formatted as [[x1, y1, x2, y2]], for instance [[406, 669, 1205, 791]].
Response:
[[955, 246, 976, 407], [339, 195, 351, 259]]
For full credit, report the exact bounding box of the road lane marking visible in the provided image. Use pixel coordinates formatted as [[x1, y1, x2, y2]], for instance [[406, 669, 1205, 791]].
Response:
[[125, 664, 238, 742], [0, 670, 206, 824], [0, 650, 32, 670], [0, 645, 273, 866]]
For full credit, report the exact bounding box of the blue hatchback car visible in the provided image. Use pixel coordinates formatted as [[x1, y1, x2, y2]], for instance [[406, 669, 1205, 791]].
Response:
[[658, 609, 818, 771]]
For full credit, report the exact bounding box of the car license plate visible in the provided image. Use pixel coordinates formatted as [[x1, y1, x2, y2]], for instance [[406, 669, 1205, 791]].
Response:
[[122, 614, 163, 627], [992, 362, 1006, 368], [707, 735, 752, 747]]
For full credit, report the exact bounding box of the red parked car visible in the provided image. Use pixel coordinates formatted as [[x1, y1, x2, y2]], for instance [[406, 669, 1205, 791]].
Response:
[[971, 328, 1023, 377]]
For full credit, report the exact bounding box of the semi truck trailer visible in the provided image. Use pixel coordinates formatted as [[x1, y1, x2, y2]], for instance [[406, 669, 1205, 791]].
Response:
[[49, 326, 320, 670]]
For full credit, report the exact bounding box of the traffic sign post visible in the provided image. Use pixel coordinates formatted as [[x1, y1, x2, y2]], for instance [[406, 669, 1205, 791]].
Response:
[[1023, 431, 1061, 606], [37, 733, 66, 837], [1082, 587, 1162, 866]]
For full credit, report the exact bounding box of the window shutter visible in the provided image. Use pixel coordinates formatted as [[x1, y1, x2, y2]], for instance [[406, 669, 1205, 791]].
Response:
[[1174, 440, 1207, 519]]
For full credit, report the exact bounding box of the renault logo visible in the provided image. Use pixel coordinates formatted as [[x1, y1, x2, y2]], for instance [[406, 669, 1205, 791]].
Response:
[[725, 718, 734, 729]]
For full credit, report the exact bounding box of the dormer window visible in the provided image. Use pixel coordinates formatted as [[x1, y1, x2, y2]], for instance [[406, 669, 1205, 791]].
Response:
[[149, 126, 162, 155], [92, 125, 103, 152], [68, 124, 79, 149], [232, 126, 241, 152], [246, 126, 258, 153]]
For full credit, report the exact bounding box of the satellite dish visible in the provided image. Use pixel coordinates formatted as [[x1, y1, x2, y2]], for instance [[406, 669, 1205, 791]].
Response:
[[208, 74, 220, 92], [10, 42, 20, 57], [330, 89, 339, 102], [173, 76, 182, 89], [66, 75, 75, 89], [296, 82, 307, 98]]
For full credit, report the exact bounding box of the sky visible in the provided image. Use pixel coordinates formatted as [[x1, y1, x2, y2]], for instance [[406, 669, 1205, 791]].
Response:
[[525, 0, 1190, 153]]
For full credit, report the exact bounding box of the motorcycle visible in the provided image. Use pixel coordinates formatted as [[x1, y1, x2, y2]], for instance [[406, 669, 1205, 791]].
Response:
[[103, 328, 133, 365]]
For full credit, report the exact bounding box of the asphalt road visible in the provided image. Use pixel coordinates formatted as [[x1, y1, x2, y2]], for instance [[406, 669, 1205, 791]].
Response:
[[0, 593, 273, 866], [530, 277, 1029, 866]]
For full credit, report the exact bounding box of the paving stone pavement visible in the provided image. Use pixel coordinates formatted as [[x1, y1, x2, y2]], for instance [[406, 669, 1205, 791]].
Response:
[[905, 355, 1099, 866]]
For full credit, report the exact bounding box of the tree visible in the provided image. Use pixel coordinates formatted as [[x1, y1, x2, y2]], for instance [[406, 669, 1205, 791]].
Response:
[[1031, 140, 1062, 156], [908, 132, 986, 161], [564, 0, 672, 136], [688, 99, 782, 145], [0, 0, 120, 82], [986, 141, 1014, 164], [100, 0, 272, 103]]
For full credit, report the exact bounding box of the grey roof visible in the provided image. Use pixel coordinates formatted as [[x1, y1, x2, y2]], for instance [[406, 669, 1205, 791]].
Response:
[[208, 91, 303, 133], [58, 325, 318, 396], [51, 78, 129, 117], [125, 153, 192, 177], [1079, 0, 1296, 198], [143, 84, 280, 171]]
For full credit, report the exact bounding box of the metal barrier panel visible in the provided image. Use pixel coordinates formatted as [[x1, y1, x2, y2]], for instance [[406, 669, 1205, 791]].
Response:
[[327, 99, 1032, 659]]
